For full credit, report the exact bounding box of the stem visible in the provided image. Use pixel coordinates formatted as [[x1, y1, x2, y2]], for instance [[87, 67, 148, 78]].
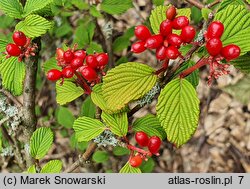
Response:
[[180, 57, 207, 78], [22, 37, 41, 168], [127, 144, 152, 157], [74, 72, 92, 94], [185, 0, 205, 9], [155, 59, 169, 75], [207, 0, 221, 8], [0, 89, 22, 108]]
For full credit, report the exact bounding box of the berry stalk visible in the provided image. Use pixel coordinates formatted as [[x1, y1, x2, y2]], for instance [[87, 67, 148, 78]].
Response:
[[127, 144, 152, 157], [74, 71, 92, 94]]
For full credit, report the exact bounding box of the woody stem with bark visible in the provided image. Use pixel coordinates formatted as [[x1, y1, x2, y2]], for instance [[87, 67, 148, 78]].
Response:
[[22, 37, 41, 168]]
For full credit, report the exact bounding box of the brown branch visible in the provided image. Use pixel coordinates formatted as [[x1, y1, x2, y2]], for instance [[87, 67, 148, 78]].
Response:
[[22, 37, 41, 168], [185, 0, 205, 9], [0, 89, 22, 108], [207, 0, 221, 8], [63, 142, 97, 173]]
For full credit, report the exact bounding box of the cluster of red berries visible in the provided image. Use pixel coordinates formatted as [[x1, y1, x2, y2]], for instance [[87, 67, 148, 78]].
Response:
[[131, 6, 196, 61], [129, 131, 161, 167], [204, 21, 240, 83], [5, 31, 37, 62], [46, 45, 109, 84]]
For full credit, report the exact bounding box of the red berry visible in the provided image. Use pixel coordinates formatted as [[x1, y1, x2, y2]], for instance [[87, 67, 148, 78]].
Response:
[[62, 67, 74, 78], [63, 50, 74, 63], [166, 6, 177, 21], [86, 55, 98, 69], [134, 25, 151, 41], [129, 155, 143, 168], [96, 53, 109, 67], [165, 46, 180, 59], [172, 16, 189, 30], [207, 21, 224, 39], [160, 20, 172, 36], [135, 131, 149, 147], [145, 35, 163, 49], [148, 136, 161, 155], [163, 39, 169, 48], [81, 66, 98, 82], [156, 46, 168, 60], [131, 41, 146, 53], [47, 69, 62, 81], [74, 50, 86, 60], [180, 25, 196, 43], [56, 48, 64, 60], [6, 43, 21, 56], [70, 58, 83, 70], [206, 38, 222, 56], [12, 31, 27, 46], [167, 34, 182, 48], [221, 44, 240, 61]]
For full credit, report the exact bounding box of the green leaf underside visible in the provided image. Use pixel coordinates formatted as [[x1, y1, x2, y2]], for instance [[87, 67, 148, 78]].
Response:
[[119, 162, 141, 173], [230, 54, 250, 73], [156, 78, 199, 147], [15, 14, 53, 38], [56, 80, 84, 105], [103, 62, 157, 112], [101, 0, 133, 15], [101, 111, 128, 137], [23, 0, 53, 16], [30, 127, 53, 159], [149, 5, 191, 35], [73, 116, 105, 142], [133, 114, 166, 139], [81, 96, 96, 118], [0, 0, 23, 18], [0, 57, 25, 96], [40, 160, 62, 173], [215, 5, 250, 55], [173, 60, 199, 88]]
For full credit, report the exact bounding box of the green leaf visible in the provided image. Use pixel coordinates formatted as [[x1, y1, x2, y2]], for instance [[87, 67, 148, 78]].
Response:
[[43, 57, 61, 73], [119, 162, 141, 173], [56, 80, 84, 105], [222, 75, 250, 105], [26, 165, 36, 173], [55, 22, 72, 37], [23, 0, 53, 16], [81, 96, 96, 118], [152, 0, 164, 6], [0, 0, 23, 19], [92, 151, 109, 163], [91, 83, 109, 112], [140, 158, 155, 173], [15, 15, 53, 38], [133, 114, 166, 139], [215, 5, 250, 55], [101, 111, 128, 136], [113, 146, 130, 156], [73, 116, 106, 142], [173, 60, 199, 88], [90, 6, 102, 18], [30, 127, 54, 159], [156, 78, 200, 147], [74, 22, 95, 48], [191, 7, 202, 24], [57, 106, 75, 128], [101, 0, 132, 15], [86, 42, 103, 54], [0, 39, 8, 53], [71, 0, 88, 10], [40, 160, 62, 173], [112, 36, 131, 53], [103, 62, 157, 112], [0, 57, 25, 96], [70, 134, 89, 151], [0, 15, 15, 29], [217, 0, 245, 12], [230, 53, 250, 73], [150, 5, 191, 35], [201, 8, 212, 21]]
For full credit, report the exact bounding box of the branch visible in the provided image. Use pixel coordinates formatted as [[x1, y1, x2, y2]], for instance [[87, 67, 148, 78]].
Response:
[[22, 37, 41, 168], [0, 89, 22, 108], [185, 0, 205, 9], [207, 0, 221, 8]]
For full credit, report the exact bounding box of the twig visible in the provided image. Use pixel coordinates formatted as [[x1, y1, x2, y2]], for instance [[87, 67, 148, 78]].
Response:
[[0, 117, 13, 145], [207, 0, 221, 8], [133, 2, 146, 22], [63, 142, 97, 173], [185, 0, 205, 9], [22, 37, 41, 168], [0, 89, 22, 108]]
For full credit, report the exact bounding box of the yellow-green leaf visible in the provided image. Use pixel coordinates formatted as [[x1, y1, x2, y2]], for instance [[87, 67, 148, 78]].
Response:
[[103, 62, 157, 112], [156, 78, 199, 147], [40, 160, 62, 173], [73, 116, 106, 142], [0, 0, 23, 19], [119, 162, 141, 173]]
